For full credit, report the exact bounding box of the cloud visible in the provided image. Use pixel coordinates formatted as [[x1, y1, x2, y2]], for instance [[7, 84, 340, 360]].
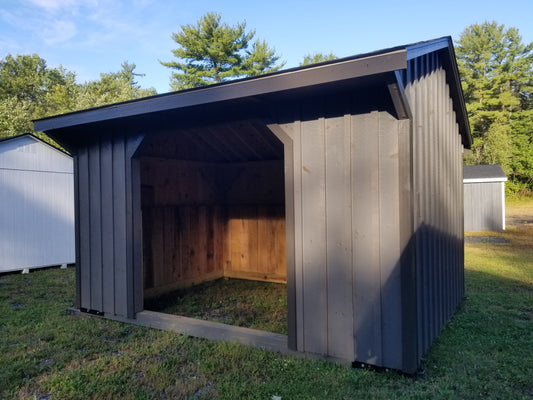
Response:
[[28, 0, 77, 11], [42, 19, 77, 44]]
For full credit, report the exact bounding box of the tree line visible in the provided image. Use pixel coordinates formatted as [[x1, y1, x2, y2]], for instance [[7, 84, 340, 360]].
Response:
[[1, 15, 531, 193]]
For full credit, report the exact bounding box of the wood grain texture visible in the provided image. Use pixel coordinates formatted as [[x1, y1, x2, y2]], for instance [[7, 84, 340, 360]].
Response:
[[352, 111, 381, 365], [142, 205, 286, 291], [378, 111, 402, 369], [325, 111, 354, 360], [300, 107, 328, 355]]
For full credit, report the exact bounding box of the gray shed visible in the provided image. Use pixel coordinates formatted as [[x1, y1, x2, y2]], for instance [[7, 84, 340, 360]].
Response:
[[34, 37, 471, 373], [464, 164, 507, 231], [0, 134, 75, 273]]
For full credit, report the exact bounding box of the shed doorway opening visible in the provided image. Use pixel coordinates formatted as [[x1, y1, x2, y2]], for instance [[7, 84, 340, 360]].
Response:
[[138, 119, 288, 335]]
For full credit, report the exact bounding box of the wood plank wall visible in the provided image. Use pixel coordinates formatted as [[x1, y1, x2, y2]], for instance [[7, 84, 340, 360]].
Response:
[[404, 52, 465, 363], [274, 98, 407, 368], [76, 133, 144, 317], [140, 157, 285, 296]]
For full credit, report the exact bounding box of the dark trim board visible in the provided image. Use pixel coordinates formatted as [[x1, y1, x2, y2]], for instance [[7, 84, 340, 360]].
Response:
[[34, 50, 406, 132]]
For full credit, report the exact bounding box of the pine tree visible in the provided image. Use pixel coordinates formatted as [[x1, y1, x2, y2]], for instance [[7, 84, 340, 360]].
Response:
[[456, 21, 533, 191], [160, 12, 285, 90]]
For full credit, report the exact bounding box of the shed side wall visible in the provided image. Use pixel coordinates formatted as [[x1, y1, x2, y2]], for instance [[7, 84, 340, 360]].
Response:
[[76, 133, 143, 317], [464, 182, 505, 231], [276, 97, 405, 368], [404, 51, 465, 361]]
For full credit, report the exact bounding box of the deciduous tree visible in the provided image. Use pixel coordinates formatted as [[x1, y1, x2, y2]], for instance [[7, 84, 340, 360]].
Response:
[[76, 62, 156, 109], [0, 55, 155, 139], [300, 52, 337, 66]]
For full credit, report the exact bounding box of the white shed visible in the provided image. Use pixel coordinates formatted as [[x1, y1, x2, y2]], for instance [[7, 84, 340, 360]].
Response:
[[0, 134, 74, 273], [464, 164, 508, 232]]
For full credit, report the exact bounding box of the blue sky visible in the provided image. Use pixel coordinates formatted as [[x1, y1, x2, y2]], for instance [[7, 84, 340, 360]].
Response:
[[1, 0, 532, 94]]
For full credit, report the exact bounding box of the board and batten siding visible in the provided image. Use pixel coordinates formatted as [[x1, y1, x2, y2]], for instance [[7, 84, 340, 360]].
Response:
[[403, 52, 465, 361], [67, 51, 466, 371], [34, 37, 471, 374], [272, 95, 411, 369], [0, 135, 74, 272], [75, 133, 144, 318]]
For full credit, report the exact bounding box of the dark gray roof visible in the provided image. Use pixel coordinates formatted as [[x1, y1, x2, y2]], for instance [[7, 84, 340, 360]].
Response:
[[34, 37, 471, 149], [464, 164, 507, 181]]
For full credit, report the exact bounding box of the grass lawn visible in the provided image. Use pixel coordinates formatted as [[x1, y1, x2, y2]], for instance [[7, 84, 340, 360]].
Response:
[[1, 198, 532, 399], [144, 278, 288, 335]]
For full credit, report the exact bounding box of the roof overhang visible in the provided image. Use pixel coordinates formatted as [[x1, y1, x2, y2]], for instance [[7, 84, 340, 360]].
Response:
[[34, 50, 406, 133], [34, 37, 471, 149]]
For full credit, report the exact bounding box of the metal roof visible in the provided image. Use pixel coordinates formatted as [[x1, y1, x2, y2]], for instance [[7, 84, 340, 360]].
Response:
[[464, 164, 508, 182], [34, 37, 471, 148]]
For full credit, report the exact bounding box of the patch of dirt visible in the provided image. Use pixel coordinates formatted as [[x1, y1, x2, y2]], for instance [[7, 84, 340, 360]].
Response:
[[506, 215, 533, 227], [465, 236, 510, 244]]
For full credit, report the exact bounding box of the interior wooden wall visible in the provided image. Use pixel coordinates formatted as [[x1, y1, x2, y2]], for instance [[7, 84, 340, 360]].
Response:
[[141, 157, 285, 297]]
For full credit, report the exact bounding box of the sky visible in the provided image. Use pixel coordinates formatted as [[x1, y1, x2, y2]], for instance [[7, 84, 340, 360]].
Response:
[[1, 0, 533, 94]]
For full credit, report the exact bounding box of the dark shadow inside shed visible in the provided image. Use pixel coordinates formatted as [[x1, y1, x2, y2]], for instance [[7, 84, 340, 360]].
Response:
[[138, 119, 287, 330]]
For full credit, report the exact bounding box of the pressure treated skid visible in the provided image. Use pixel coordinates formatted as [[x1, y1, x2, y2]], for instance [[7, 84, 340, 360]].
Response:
[[35, 37, 471, 373]]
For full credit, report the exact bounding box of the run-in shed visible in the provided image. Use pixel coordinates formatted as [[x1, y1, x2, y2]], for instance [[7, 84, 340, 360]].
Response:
[[34, 37, 471, 373], [0, 134, 75, 272], [464, 164, 507, 231]]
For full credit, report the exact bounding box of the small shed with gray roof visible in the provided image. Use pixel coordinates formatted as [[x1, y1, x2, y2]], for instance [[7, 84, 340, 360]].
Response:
[[464, 164, 507, 232], [34, 36, 471, 373]]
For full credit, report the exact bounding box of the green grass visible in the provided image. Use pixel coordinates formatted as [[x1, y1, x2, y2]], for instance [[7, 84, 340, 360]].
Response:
[[1, 198, 532, 399], [144, 278, 288, 334]]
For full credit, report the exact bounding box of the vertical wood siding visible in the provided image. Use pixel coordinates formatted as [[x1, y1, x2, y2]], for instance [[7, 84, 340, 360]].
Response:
[[76, 133, 143, 317], [277, 99, 406, 368], [404, 52, 465, 360], [140, 157, 286, 294], [69, 50, 465, 370]]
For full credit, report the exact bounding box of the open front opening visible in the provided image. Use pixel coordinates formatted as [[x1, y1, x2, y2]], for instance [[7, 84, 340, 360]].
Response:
[[138, 119, 287, 334]]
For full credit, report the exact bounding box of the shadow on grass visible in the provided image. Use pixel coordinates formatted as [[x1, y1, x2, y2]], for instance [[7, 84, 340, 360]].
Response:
[[144, 278, 288, 335]]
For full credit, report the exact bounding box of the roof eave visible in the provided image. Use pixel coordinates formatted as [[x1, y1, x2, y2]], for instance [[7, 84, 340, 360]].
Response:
[[34, 50, 407, 133]]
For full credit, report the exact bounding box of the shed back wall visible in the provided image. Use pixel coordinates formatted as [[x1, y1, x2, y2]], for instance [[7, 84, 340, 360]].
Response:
[[140, 156, 286, 296]]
